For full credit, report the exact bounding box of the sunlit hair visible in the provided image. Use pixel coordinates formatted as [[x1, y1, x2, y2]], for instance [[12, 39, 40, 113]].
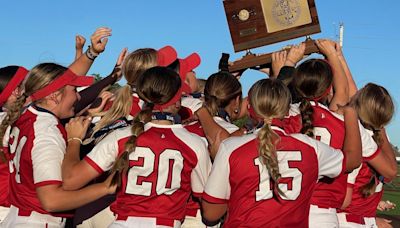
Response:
[[350, 83, 394, 197], [293, 59, 333, 137], [94, 49, 159, 139], [91, 85, 133, 135], [203, 71, 242, 119], [0, 63, 67, 162], [110, 66, 181, 186], [122, 48, 157, 87], [195, 78, 206, 94], [351, 83, 394, 146], [249, 78, 291, 197]]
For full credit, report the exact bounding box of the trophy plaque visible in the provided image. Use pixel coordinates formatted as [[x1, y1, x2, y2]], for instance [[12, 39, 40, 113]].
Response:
[[223, 0, 321, 52]]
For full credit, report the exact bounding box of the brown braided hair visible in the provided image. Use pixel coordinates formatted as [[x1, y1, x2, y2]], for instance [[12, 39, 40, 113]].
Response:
[[248, 78, 291, 197], [293, 59, 333, 137], [110, 66, 181, 187]]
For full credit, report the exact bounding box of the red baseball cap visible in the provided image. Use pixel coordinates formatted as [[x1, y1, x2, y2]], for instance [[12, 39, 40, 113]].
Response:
[[30, 69, 94, 101], [157, 46, 177, 66], [178, 53, 201, 93], [0, 66, 29, 107]]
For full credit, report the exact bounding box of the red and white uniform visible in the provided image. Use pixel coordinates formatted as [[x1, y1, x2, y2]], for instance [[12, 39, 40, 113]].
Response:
[[337, 130, 383, 227], [84, 122, 211, 227], [2, 106, 67, 227], [203, 126, 346, 227], [182, 117, 235, 228], [280, 102, 379, 211], [0, 112, 11, 222], [279, 102, 379, 227]]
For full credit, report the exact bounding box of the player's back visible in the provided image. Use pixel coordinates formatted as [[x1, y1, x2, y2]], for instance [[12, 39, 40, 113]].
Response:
[[111, 122, 209, 222], [204, 126, 344, 227]]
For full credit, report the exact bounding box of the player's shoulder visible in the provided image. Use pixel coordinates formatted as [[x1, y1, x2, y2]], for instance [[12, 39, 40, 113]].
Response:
[[171, 124, 206, 146], [220, 133, 257, 156], [213, 116, 239, 134], [99, 125, 133, 144], [288, 133, 319, 150], [24, 106, 63, 137], [311, 101, 344, 121]]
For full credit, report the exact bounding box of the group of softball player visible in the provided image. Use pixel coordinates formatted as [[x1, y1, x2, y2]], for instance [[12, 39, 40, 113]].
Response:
[[0, 27, 397, 228]]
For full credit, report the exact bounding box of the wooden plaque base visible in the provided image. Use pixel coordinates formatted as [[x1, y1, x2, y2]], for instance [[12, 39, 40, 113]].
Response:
[[228, 39, 319, 72]]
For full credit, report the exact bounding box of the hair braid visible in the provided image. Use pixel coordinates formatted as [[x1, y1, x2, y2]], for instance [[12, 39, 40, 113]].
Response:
[[0, 94, 27, 163], [299, 99, 314, 137], [257, 122, 284, 197], [110, 108, 152, 187]]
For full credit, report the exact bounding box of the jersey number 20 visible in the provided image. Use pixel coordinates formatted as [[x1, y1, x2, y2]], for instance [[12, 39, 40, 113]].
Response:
[[125, 147, 183, 196]]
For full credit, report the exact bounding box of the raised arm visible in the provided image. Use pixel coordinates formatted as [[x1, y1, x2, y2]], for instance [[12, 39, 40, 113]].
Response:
[[74, 35, 86, 60], [74, 48, 127, 113], [335, 42, 358, 98], [69, 27, 112, 76], [342, 106, 362, 172], [316, 39, 349, 111]]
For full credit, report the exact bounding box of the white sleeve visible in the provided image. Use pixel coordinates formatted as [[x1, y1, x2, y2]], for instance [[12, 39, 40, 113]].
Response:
[[32, 127, 65, 185], [314, 139, 345, 179], [85, 132, 119, 173], [190, 137, 212, 197], [359, 126, 380, 160], [347, 164, 362, 186], [203, 142, 231, 203], [214, 117, 239, 134]]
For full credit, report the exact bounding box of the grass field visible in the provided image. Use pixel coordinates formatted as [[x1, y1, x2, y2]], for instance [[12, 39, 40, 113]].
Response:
[[375, 164, 400, 226], [378, 165, 400, 215]]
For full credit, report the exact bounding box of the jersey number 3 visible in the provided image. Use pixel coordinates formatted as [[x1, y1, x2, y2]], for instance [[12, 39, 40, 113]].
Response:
[[125, 147, 183, 196], [254, 151, 302, 201]]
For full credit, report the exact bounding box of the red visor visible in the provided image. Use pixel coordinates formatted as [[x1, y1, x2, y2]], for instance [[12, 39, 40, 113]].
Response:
[[0, 67, 29, 107], [157, 46, 177, 66], [153, 82, 185, 111], [30, 69, 94, 101], [178, 53, 201, 93]]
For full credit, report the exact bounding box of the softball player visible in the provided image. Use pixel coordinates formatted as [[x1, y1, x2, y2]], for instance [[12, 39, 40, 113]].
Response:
[[202, 79, 360, 227], [338, 83, 397, 227], [0, 66, 29, 223], [0, 63, 115, 228], [62, 66, 211, 228]]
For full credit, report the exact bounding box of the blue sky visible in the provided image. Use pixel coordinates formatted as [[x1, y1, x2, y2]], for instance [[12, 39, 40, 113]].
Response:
[[1, 1, 399, 145]]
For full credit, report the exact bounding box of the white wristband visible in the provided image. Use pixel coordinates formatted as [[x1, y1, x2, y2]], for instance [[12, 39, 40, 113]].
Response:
[[67, 137, 83, 144]]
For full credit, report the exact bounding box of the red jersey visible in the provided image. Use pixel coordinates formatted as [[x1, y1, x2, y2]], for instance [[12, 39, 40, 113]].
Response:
[[0, 112, 10, 207], [281, 102, 379, 209], [84, 122, 211, 221], [342, 130, 384, 218], [203, 126, 345, 227], [343, 162, 383, 218], [7, 106, 67, 215]]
